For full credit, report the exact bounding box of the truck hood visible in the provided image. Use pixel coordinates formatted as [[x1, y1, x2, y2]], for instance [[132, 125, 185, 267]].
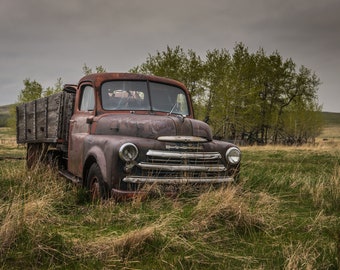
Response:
[[94, 114, 213, 141]]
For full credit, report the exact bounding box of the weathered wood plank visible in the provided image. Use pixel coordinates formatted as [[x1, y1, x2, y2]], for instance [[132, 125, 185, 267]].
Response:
[[16, 91, 74, 144]]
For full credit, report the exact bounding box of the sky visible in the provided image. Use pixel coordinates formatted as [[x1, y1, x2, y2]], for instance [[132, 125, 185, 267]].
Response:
[[1, 0, 339, 112]]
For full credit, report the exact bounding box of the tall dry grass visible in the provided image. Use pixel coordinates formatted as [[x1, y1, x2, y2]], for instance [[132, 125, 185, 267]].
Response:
[[303, 164, 340, 211], [66, 186, 283, 268], [190, 186, 279, 232], [283, 240, 320, 270], [72, 218, 167, 263], [0, 194, 58, 252], [281, 209, 339, 270], [0, 164, 70, 256]]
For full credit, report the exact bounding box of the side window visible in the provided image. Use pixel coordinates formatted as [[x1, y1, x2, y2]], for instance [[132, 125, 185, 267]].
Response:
[[80, 86, 95, 111]]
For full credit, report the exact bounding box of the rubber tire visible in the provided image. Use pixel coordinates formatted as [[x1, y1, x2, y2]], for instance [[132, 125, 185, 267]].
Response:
[[86, 163, 109, 201]]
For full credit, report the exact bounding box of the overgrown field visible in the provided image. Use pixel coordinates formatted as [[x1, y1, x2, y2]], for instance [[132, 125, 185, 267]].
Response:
[[0, 142, 339, 269]]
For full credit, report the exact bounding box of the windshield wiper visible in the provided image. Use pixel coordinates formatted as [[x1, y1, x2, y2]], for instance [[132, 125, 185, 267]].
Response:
[[168, 103, 185, 120], [168, 103, 177, 115]]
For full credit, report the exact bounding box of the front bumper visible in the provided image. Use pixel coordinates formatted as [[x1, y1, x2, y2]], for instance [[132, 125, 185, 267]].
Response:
[[111, 176, 235, 199], [123, 175, 234, 184]]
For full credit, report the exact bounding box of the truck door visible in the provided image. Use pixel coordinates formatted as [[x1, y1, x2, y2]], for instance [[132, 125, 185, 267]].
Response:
[[68, 84, 95, 177]]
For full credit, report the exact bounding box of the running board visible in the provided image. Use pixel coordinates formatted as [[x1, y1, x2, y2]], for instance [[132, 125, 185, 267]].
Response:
[[58, 169, 81, 185]]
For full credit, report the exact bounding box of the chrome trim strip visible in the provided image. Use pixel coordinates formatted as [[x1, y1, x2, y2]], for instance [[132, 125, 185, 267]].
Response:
[[157, 136, 207, 142], [137, 163, 226, 172], [146, 150, 221, 159], [123, 176, 234, 184]]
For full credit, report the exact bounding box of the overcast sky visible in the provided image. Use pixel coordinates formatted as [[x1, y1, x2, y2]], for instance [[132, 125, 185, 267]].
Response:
[[1, 0, 339, 112]]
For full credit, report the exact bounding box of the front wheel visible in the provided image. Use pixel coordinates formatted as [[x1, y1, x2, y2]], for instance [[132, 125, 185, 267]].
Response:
[[86, 163, 109, 201]]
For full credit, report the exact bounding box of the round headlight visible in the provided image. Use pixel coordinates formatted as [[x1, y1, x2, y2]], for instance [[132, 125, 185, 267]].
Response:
[[119, 143, 139, 162], [226, 147, 241, 164]]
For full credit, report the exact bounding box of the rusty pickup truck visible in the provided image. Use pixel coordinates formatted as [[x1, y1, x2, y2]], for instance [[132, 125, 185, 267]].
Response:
[[16, 73, 241, 199]]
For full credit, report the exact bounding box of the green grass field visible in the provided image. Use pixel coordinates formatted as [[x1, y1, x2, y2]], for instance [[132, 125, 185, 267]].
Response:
[[0, 140, 339, 269], [0, 112, 339, 269]]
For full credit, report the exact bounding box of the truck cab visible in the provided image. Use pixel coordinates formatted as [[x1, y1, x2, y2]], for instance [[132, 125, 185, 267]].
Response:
[[17, 73, 241, 200]]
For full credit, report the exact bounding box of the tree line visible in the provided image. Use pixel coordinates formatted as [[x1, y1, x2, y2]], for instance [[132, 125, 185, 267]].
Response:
[[14, 43, 323, 145], [131, 43, 323, 145]]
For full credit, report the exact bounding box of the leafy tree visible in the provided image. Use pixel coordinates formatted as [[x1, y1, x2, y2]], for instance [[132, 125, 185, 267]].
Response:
[[82, 63, 106, 75], [130, 46, 188, 79], [130, 46, 205, 110], [282, 99, 323, 144], [202, 48, 232, 137], [17, 79, 43, 103], [8, 79, 43, 129], [44, 77, 63, 97], [10, 64, 107, 129], [9, 78, 65, 129], [228, 43, 258, 140], [131, 44, 322, 144]]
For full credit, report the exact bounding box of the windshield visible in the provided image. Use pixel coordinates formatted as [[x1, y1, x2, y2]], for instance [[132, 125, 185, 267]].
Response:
[[101, 80, 189, 115]]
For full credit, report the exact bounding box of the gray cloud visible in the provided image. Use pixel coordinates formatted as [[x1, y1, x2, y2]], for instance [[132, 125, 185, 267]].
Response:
[[0, 0, 339, 112]]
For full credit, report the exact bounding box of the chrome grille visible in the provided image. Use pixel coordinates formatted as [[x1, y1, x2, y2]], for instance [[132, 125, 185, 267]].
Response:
[[145, 150, 224, 168], [122, 149, 234, 184], [145, 150, 223, 166]]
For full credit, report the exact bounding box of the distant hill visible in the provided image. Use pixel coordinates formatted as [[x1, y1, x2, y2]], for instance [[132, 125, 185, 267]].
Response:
[[0, 104, 11, 115], [322, 112, 340, 126], [0, 104, 11, 127]]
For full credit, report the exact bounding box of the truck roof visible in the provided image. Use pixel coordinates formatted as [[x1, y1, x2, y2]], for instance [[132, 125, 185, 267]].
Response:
[[78, 72, 187, 91]]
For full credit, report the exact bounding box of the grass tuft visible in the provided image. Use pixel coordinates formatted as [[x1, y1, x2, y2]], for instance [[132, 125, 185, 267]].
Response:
[[190, 187, 278, 233], [301, 163, 340, 212]]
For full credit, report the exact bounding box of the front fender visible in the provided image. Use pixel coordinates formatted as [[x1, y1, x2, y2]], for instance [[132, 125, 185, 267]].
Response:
[[83, 144, 108, 183], [82, 135, 135, 188]]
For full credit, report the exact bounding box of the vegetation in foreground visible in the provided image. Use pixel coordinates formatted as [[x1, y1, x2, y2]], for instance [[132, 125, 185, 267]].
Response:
[[0, 141, 339, 269]]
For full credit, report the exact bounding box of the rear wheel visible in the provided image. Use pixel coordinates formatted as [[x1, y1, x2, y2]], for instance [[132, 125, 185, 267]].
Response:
[[86, 163, 109, 201]]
